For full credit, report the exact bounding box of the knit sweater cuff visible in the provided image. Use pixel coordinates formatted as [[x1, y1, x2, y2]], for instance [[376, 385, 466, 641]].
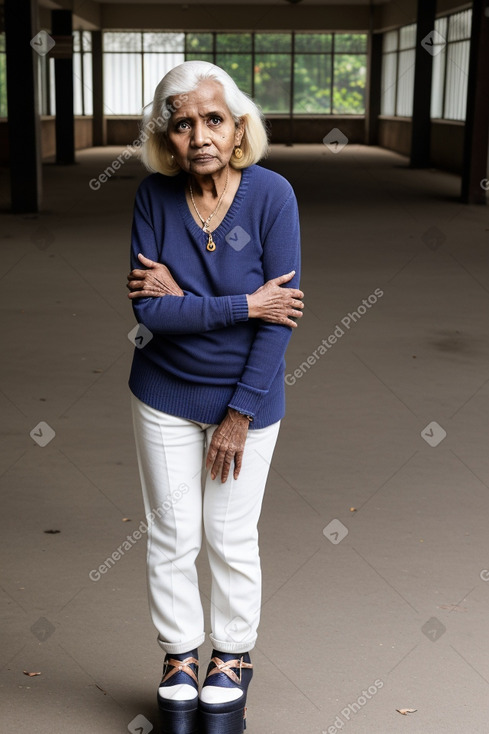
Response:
[[228, 382, 268, 418], [229, 294, 249, 323]]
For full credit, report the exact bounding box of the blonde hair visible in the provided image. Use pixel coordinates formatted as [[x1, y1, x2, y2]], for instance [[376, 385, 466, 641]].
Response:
[[139, 60, 269, 176]]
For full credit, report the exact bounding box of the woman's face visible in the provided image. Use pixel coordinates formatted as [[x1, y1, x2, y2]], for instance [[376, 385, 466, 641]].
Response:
[[167, 80, 243, 177]]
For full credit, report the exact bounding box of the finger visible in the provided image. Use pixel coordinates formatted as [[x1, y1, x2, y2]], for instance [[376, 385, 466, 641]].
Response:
[[138, 252, 156, 267], [210, 449, 225, 481], [284, 288, 304, 299], [206, 444, 216, 470], [271, 271, 296, 286], [233, 451, 243, 480], [284, 316, 298, 328], [128, 269, 147, 280], [220, 452, 234, 483], [128, 289, 156, 299]]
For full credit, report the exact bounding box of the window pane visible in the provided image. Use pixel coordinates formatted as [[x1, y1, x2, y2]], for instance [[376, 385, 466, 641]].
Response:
[[381, 52, 396, 115], [73, 30, 81, 53], [399, 23, 416, 50], [333, 53, 366, 113], [83, 52, 93, 115], [143, 32, 184, 52], [82, 30, 92, 53], [295, 33, 332, 52], [294, 54, 331, 113], [186, 52, 214, 63], [255, 33, 291, 52], [49, 57, 56, 115], [430, 45, 445, 118], [383, 30, 398, 53], [216, 33, 252, 52], [186, 33, 213, 53], [444, 40, 469, 120], [104, 53, 142, 113], [396, 49, 415, 116], [216, 54, 252, 95], [37, 54, 46, 115], [144, 52, 185, 106], [435, 16, 448, 42], [0, 47, 6, 117], [104, 32, 142, 52], [254, 54, 291, 112], [335, 33, 367, 52], [73, 52, 83, 115], [448, 9, 472, 41]]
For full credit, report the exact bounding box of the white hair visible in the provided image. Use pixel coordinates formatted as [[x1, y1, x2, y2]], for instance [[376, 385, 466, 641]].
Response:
[[139, 60, 269, 176]]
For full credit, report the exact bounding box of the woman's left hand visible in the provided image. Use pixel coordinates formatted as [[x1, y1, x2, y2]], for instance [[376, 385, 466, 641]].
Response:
[[206, 409, 251, 483], [127, 253, 184, 298]]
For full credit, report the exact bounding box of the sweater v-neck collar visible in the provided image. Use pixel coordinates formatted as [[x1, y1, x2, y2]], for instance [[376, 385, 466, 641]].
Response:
[[176, 165, 252, 244]]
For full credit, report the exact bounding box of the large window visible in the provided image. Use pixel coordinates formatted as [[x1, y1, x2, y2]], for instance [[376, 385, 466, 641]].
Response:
[[380, 23, 416, 117], [74, 30, 93, 116], [431, 9, 472, 121], [103, 31, 367, 116], [381, 8, 472, 122]]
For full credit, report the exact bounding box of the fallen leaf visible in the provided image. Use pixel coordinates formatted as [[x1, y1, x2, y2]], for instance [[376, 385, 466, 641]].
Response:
[[23, 671, 41, 677], [349, 507, 357, 512], [122, 518, 131, 523], [44, 529, 60, 534], [396, 708, 417, 715]]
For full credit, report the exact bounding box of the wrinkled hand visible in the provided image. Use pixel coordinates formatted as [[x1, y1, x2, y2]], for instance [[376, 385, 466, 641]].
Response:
[[247, 271, 304, 327], [206, 409, 250, 483], [127, 253, 184, 299]]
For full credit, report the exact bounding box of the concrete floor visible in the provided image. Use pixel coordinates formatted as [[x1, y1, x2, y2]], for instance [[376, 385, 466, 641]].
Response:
[[1, 143, 489, 734]]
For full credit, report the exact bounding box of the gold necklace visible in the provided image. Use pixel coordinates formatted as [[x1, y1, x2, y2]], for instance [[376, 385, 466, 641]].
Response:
[[189, 167, 229, 252]]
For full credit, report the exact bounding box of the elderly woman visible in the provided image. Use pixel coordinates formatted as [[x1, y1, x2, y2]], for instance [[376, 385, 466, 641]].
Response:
[[127, 60, 303, 734]]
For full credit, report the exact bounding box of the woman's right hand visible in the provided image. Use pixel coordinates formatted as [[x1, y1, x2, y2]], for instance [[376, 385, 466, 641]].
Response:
[[247, 271, 304, 328]]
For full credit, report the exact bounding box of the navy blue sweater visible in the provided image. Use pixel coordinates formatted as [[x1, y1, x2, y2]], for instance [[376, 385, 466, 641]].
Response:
[[128, 164, 301, 428]]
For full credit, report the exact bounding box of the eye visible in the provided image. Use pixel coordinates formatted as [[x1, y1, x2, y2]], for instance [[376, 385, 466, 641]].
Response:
[[175, 120, 190, 131], [208, 116, 222, 126]]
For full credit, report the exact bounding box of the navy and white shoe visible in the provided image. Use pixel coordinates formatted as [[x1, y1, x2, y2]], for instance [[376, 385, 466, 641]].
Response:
[[157, 650, 199, 734], [199, 651, 253, 733]]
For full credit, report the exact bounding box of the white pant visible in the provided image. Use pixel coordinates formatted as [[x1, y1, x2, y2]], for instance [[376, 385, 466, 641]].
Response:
[[131, 394, 280, 655]]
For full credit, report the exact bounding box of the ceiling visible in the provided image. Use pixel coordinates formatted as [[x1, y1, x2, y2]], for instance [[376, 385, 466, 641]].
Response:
[[91, 0, 391, 4]]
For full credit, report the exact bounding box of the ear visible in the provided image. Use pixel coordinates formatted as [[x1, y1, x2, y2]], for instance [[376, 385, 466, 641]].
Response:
[[234, 117, 245, 146]]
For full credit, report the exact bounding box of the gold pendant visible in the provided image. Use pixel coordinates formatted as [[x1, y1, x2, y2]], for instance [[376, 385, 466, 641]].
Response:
[[206, 232, 216, 252]]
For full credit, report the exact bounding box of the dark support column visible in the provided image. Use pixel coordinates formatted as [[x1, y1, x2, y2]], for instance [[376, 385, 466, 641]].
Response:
[[5, 0, 42, 212], [92, 31, 106, 146], [461, 0, 489, 205], [52, 9, 75, 164], [366, 32, 382, 145], [410, 0, 437, 168]]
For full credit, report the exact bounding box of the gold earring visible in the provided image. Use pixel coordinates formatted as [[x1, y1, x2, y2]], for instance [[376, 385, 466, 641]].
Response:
[[234, 146, 243, 160]]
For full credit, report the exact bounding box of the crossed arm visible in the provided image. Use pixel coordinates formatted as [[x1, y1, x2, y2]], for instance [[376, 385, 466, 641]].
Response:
[[127, 253, 304, 482]]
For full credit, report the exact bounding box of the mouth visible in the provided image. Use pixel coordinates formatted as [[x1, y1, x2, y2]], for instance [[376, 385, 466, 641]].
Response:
[[192, 155, 215, 163]]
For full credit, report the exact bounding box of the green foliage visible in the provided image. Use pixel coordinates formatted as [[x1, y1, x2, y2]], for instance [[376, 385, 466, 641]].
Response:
[[185, 32, 367, 115]]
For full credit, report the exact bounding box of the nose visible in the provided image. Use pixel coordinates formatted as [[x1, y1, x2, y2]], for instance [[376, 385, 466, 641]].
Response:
[[191, 119, 210, 148]]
